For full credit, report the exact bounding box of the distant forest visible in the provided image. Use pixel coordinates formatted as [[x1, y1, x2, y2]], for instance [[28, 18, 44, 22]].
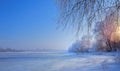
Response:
[[0, 48, 23, 52]]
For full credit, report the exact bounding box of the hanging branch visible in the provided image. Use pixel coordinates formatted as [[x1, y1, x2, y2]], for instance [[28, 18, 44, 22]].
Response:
[[57, 0, 120, 35]]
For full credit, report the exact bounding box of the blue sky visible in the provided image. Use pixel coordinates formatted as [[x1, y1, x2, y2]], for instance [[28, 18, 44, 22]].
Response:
[[0, 0, 74, 50]]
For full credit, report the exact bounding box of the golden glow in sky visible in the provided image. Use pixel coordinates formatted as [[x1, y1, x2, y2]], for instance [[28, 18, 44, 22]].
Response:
[[111, 25, 120, 43]]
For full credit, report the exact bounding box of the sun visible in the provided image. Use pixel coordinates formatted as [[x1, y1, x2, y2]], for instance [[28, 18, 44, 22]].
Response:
[[116, 26, 120, 34], [110, 25, 120, 43]]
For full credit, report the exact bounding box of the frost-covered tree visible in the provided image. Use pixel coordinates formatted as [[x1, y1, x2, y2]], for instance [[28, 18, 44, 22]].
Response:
[[57, 0, 120, 52], [57, 0, 120, 33], [69, 35, 94, 53], [94, 11, 120, 51]]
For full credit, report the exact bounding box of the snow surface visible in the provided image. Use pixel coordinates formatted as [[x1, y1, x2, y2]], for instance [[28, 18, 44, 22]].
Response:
[[0, 52, 120, 71]]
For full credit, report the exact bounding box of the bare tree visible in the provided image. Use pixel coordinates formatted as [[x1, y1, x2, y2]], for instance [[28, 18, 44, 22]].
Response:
[[57, 0, 120, 52], [56, 0, 120, 34], [94, 10, 120, 51]]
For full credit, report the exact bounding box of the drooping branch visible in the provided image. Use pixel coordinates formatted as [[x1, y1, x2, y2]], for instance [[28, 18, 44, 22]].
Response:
[[57, 0, 120, 35]]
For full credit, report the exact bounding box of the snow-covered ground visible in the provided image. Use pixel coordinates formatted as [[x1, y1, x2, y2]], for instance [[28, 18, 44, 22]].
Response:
[[0, 52, 120, 71]]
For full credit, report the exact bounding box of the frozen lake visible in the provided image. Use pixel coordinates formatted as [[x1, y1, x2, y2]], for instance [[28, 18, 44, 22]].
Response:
[[0, 52, 120, 71]]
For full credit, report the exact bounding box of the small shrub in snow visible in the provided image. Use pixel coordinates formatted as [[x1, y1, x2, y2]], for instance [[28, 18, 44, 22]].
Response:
[[68, 40, 91, 53]]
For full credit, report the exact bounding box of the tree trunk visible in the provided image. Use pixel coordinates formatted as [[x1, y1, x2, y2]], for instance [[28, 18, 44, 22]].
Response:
[[106, 39, 112, 52]]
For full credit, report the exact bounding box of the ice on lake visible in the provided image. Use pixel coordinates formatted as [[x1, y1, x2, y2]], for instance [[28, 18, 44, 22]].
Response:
[[0, 51, 120, 71]]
